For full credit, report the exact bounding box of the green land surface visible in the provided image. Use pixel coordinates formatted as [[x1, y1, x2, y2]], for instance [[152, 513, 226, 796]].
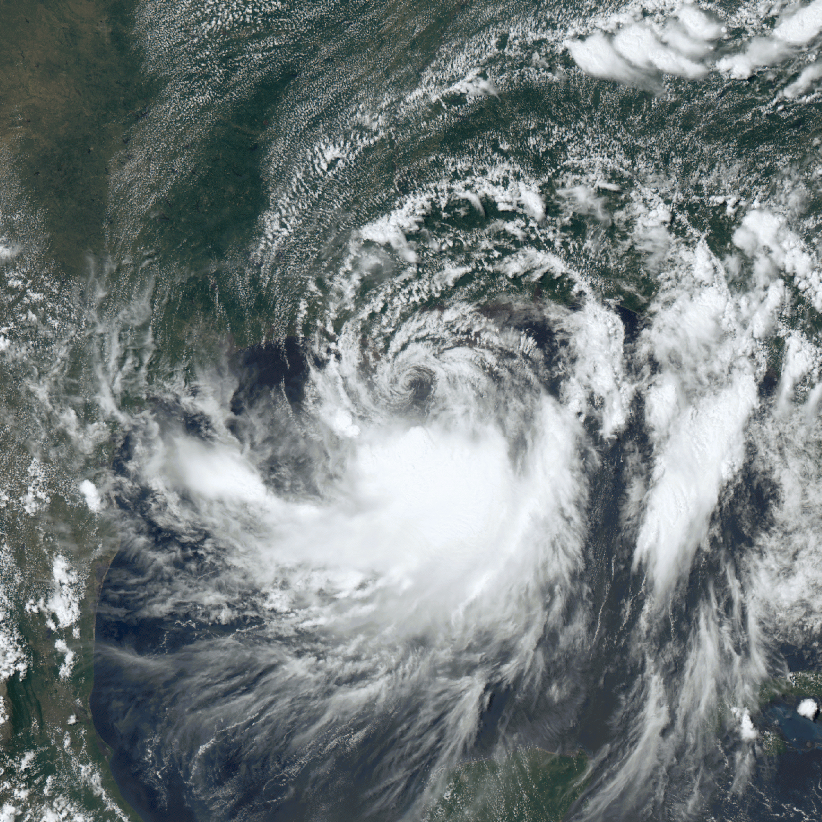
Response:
[[0, 0, 590, 819], [427, 749, 590, 822], [757, 671, 822, 757], [2, 0, 820, 819]]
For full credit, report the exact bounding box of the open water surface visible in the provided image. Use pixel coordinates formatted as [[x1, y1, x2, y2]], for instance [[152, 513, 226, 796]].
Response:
[[6, 1, 822, 821]]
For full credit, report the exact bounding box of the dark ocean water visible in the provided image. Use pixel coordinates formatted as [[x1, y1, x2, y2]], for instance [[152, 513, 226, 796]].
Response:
[[5, 1, 822, 820]]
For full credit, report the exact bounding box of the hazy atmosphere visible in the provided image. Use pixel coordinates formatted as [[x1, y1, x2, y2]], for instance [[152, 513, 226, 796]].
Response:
[[4, 1, 822, 820]]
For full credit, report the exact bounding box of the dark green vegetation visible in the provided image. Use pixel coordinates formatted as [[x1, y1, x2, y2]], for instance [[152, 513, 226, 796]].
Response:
[[760, 671, 822, 705], [6, 0, 822, 817], [0, 511, 141, 821], [757, 672, 822, 756], [0, 2, 148, 816], [426, 749, 589, 822], [0, 5, 595, 816]]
